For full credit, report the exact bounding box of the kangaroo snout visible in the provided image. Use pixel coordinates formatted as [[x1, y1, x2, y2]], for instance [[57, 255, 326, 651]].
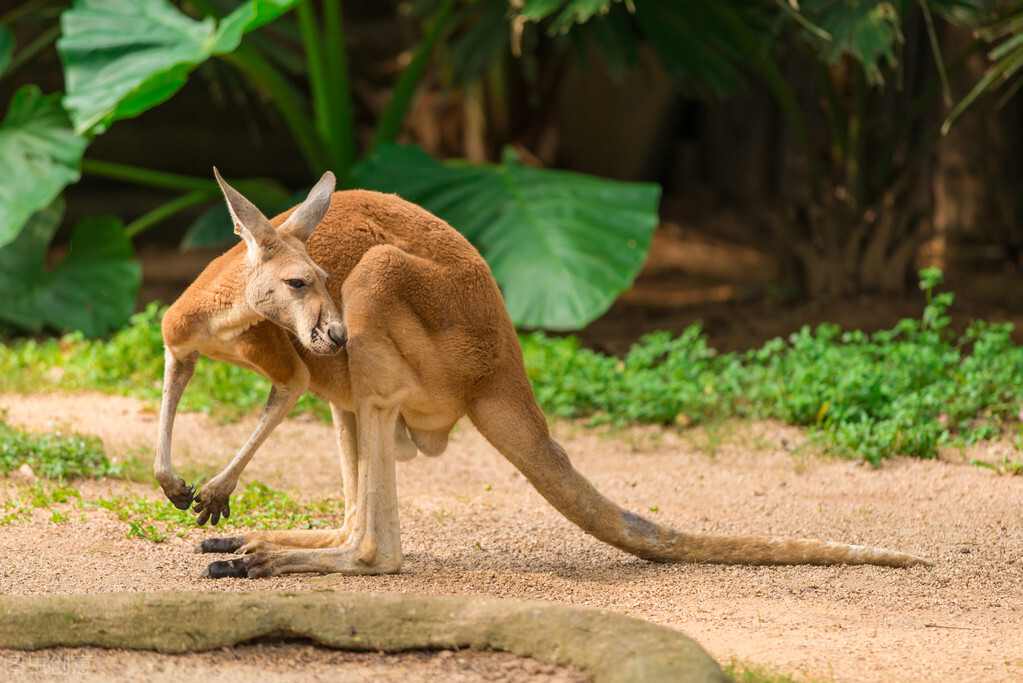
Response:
[[327, 321, 347, 350]]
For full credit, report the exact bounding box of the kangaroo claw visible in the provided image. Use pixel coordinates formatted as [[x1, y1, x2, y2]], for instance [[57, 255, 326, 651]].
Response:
[[162, 480, 196, 511], [193, 492, 230, 526]]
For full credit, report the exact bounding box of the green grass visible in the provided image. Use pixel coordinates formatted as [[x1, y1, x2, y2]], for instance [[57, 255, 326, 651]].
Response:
[[0, 302, 329, 423], [0, 415, 115, 479], [1, 479, 343, 542], [2, 270, 1023, 464], [723, 659, 823, 683], [523, 268, 1023, 465], [92, 481, 342, 542], [1, 482, 83, 525]]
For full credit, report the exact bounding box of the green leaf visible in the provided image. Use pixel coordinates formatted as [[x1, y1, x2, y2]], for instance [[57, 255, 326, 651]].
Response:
[[212, 0, 309, 54], [797, 0, 902, 85], [58, 0, 303, 135], [354, 144, 659, 330], [521, 0, 618, 33], [0, 86, 88, 249], [0, 25, 14, 77], [514, 0, 771, 96], [0, 199, 141, 337], [181, 203, 236, 250]]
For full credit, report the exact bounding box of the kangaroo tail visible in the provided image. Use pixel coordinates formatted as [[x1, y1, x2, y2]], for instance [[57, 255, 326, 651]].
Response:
[[468, 382, 931, 568]]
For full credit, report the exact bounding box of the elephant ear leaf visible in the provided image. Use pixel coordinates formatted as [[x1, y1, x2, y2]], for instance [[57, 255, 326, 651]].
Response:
[[58, 0, 303, 135], [0, 86, 88, 249], [354, 144, 659, 331], [0, 199, 140, 337]]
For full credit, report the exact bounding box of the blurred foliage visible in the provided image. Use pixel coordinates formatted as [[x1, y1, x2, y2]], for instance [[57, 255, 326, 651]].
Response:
[[0, 199, 138, 337], [0, 0, 1020, 333], [524, 269, 1023, 465], [5, 272, 1023, 465], [355, 144, 658, 329], [0, 0, 665, 333], [0, 417, 112, 479], [944, 2, 1023, 131]]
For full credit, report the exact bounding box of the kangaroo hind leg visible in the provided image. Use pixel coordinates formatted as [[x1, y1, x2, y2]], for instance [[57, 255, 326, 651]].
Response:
[[199, 401, 404, 578], [198, 402, 360, 556]]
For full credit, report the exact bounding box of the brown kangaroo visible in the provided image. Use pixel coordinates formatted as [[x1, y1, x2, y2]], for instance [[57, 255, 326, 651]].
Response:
[[154, 169, 931, 578]]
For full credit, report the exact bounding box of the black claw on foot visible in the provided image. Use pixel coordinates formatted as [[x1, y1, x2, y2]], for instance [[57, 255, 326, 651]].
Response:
[[195, 536, 246, 554], [199, 553, 272, 579], [164, 481, 196, 510]]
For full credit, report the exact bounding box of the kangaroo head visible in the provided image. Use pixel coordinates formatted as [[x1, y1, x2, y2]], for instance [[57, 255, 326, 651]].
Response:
[[214, 168, 347, 355]]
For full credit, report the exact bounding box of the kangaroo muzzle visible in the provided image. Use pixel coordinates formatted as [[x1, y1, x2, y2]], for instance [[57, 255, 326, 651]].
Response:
[[327, 321, 347, 350]]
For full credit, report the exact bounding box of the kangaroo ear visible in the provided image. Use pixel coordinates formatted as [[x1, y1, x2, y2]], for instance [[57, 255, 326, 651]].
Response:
[[214, 167, 280, 260], [279, 171, 336, 242]]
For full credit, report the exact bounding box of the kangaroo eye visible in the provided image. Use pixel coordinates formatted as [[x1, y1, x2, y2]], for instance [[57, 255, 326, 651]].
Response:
[[284, 279, 307, 289]]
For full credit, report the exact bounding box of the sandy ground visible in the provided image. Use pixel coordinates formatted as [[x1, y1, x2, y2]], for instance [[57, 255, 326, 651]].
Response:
[[1, 391, 1022, 682]]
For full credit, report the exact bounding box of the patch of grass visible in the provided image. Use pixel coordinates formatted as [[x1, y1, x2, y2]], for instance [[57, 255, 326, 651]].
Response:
[[1, 482, 83, 525], [0, 302, 329, 423], [1, 478, 343, 543], [723, 659, 822, 682], [523, 269, 1023, 465], [969, 456, 1023, 476], [0, 415, 115, 479], [93, 481, 342, 542]]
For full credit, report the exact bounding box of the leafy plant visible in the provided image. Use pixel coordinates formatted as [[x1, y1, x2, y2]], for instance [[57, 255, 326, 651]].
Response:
[[524, 269, 1023, 465], [57, 0, 300, 136], [93, 481, 341, 541], [0, 0, 666, 334], [4, 269, 1023, 465], [760, 2, 1007, 295], [356, 144, 657, 329], [944, 3, 1023, 131], [0, 199, 139, 337], [0, 85, 87, 247], [1, 482, 83, 526], [0, 414, 114, 479]]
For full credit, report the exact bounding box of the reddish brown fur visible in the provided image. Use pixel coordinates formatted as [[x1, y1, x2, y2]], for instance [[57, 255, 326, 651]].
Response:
[[156, 177, 932, 578]]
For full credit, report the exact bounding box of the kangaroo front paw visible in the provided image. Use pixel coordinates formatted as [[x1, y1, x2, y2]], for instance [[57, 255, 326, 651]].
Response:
[[192, 490, 231, 526], [200, 553, 274, 579], [160, 478, 196, 511]]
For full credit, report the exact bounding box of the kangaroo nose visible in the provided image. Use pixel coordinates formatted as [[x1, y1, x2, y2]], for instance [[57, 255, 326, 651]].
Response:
[[327, 322, 347, 349]]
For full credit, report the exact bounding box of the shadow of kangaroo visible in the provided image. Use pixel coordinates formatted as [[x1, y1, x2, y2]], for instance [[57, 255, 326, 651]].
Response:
[[155, 169, 931, 578]]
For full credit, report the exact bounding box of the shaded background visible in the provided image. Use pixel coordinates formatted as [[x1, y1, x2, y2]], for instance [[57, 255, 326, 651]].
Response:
[[4, 0, 1023, 352]]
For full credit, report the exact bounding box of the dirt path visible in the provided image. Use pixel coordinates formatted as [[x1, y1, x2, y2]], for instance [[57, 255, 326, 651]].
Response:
[[1, 392, 1021, 681]]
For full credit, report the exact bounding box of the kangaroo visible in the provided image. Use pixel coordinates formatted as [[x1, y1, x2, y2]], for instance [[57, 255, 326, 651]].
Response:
[[154, 169, 931, 579]]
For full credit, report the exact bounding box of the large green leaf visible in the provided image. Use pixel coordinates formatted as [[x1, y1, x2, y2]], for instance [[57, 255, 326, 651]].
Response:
[[353, 144, 659, 330], [0, 199, 141, 337], [797, 0, 902, 85], [58, 0, 302, 135], [0, 25, 14, 77], [0, 86, 88, 249], [515, 0, 776, 95]]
